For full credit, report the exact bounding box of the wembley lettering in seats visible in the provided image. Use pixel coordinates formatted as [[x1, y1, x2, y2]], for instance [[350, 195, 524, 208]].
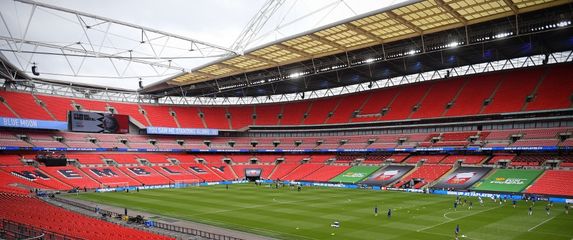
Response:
[[90, 168, 118, 177], [11, 170, 51, 181], [189, 166, 207, 174], [161, 167, 181, 174], [58, 169, 81, 179], [211, 166, 226, 173], [128, 167, 151, 175]]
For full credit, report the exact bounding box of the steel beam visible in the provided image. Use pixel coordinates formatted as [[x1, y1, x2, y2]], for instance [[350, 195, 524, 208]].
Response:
[[14, 0, 238, 55]]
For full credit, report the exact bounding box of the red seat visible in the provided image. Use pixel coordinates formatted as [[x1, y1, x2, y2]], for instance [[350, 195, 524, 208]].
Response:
[[0, 193, 174, 240], [526, 170, 573, 196]]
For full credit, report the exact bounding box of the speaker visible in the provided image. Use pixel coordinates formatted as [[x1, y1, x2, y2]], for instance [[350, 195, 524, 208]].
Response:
[[31, 65, 40, 76], [138, 80, 143, 89]]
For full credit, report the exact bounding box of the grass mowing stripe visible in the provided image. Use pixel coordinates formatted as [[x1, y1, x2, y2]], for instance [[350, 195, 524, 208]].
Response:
[[66, 184, 572, 240], [200, 219, 320, 240], [416, 206, 501, 232], [418, 229, 481, 240], [528, 216, 556, 232], [186, 196, 331, 217]]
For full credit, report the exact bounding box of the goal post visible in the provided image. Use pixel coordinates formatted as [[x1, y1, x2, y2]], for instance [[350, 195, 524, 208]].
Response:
[[173, 179, 201, 189]]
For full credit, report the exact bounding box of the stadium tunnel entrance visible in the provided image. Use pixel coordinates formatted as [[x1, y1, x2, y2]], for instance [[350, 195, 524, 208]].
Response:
[[245, 168, 262, 182], [402, 178, 424, 188]]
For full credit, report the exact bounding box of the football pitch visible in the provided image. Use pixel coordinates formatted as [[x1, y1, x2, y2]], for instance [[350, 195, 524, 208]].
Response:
[[66, 184, 573, 240]]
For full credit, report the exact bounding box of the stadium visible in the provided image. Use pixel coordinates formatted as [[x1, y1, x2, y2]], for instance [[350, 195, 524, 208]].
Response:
[[0, 0, 572, 239]]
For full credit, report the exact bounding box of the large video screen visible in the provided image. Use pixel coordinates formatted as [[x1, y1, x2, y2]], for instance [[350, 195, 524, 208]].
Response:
[[68, 111, 129, 133], [245, 168, 262, 177]]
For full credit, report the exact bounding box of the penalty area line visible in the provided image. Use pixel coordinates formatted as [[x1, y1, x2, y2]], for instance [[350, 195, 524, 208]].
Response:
[[528, 216, 556, 232], [417, 206, 500, 232]]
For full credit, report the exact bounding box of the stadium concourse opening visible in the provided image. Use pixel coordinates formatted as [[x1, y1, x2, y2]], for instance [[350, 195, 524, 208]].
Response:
[[0, 0, 573, 239]]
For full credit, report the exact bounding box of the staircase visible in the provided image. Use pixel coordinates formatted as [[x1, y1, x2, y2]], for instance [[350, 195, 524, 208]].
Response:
[[277, 104, 285, 125], [523, 170, 546, 193], [31, 95, 57, 120], [377, 90, 401, 120], [198, 109, 208, 128], [78, 168, 104, 186], [441, 78, 471, 117], [350, 93, 374, 123], [225, 107, 233, 130], [139, 106, 153, 126], [324, 98, 343, 124], [521, 67, 550, 111], [266, 164, 280, 179], [228, 164, 239, 179], [407, 85, 434, 119], [300, 102, 314, 125], [37, 168, 74, 189], [1, 101, 20, 117], [281, 164, 304, 180], [170, 107, 182, 128], [428, 165, 458, 188], [115, 167, 145, 186], [478, 77, 504, 114]]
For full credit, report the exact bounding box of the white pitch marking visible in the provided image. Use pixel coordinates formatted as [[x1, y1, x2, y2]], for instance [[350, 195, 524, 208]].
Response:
[[419, 229, 479, 240], [443, 210, 472, 220], [417, 206, 500, 232], [528, 216, 556, 232]]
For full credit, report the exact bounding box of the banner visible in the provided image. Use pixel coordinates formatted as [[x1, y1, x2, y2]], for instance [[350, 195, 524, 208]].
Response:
[[329, 166, 381, 183], [471, 169, 544, 193], [432, 190, 522, 200], [69, 111, 129, 133], [0, 145, 569, 153], [146, 126, 218, 136], [285, 181, 358, 189], [432, 167, 491, 190], [360, 165, 414, 186], [0, 117, 67, 130]]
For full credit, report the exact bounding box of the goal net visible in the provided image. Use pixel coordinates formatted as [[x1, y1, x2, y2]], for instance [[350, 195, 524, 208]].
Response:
[[173, 179, 200, 189]]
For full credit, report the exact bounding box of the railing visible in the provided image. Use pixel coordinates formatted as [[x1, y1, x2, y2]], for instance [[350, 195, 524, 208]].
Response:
[[52, 197, 243, 240], [152, 222, 242, 240], [0, 219, 81, 240]]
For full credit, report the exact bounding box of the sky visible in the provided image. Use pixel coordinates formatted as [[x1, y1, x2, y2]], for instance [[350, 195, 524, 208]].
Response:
[[0, 0, 408, 90]]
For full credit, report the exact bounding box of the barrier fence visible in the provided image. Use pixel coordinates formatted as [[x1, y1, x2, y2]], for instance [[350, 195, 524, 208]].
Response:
[[0, 219, 81, 240], [52, 197, 243, 240]]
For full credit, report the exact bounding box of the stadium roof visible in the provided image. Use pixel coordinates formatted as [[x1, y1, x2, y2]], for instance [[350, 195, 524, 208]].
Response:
[[0, 0, 408, 90], [165, 0, 569, 87]]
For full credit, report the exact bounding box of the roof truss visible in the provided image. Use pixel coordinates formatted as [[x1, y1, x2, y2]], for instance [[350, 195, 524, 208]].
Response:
[[168, 0, 568, 87]]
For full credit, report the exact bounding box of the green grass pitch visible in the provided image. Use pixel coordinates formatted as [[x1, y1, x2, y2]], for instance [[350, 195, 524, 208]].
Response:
[[66, 184, 573, 240]]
